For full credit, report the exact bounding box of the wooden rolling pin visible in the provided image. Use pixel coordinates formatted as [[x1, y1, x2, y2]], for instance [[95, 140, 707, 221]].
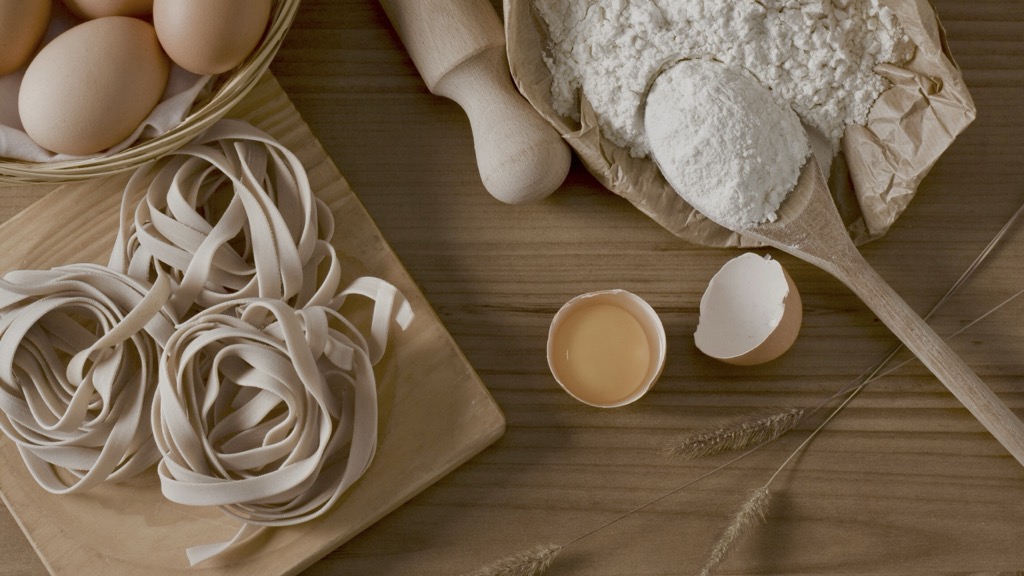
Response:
[[379, 0, 571, 204]]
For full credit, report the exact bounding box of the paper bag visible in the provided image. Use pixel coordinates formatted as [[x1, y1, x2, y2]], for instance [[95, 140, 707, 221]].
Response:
[[504, 0, 976, 247]]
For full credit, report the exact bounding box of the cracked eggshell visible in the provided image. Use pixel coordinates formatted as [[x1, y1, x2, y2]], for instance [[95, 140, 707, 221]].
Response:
[[547, 289, 667, 408], [694, 252, 802, 366]]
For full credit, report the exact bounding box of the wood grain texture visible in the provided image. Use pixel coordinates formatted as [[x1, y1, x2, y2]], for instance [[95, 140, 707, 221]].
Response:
[[3, 0, 1024, 574]]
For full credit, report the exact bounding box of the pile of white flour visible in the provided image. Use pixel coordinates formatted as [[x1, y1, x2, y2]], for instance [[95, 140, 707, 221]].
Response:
[[534, 0, 911, 157], [644, 59, 810, 227]]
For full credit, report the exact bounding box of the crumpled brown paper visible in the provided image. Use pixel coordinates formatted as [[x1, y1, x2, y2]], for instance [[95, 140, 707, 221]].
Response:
[[504, 0, 976, 247]]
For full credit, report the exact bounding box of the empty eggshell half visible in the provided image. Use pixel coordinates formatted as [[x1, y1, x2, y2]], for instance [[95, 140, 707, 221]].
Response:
[[694, 252, 802, 365]]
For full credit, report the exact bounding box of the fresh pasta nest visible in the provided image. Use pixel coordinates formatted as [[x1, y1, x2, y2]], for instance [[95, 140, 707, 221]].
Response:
[[155, 290, 411, 565], [110, 119, 342, 319], [0, 264, 177, 493]]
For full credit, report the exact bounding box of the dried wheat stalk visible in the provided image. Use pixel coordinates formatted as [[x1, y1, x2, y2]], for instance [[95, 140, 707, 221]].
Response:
[[696, 200, 1024, 573], [665, 407, 805, 458], [699, 487, 773, 576], [461, 544, 562, 576]]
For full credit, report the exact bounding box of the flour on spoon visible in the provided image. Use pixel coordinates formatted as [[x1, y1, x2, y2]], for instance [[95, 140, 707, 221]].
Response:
[[644, 59, 810, 228]]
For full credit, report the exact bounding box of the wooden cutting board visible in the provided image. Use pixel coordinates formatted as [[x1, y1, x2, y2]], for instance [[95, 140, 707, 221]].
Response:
[[0, 72, 505, 575]]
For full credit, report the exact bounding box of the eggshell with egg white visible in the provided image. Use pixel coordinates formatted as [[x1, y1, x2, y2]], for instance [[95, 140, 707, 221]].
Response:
[[153, 0, 272, 75], [548, 289, 667, 408], [18, 16, 170, 155], [694, 252, 802, 366], [0, 0, 51, 75]]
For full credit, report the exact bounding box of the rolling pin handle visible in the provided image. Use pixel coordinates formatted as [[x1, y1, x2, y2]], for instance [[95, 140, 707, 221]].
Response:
[[432, 46, 571, 204], [379, 0, 571, 204]]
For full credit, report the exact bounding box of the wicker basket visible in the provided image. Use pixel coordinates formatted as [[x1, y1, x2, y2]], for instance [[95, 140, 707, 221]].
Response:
[[0, 0, 301, 185]]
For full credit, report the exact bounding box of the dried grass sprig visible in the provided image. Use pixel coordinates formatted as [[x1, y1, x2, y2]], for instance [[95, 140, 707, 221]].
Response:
[[461, 544, 562, 576], [665, 408, 804, 458], [699, 486, 773, 576]]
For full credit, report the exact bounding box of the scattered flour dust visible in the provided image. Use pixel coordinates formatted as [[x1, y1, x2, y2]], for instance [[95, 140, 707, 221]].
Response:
[[534, 0, 912, 158], [644, 59, 810, 227]]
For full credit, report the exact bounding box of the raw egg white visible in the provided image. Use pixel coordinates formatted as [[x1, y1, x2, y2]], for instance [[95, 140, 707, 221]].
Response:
[[0, 0, 51, 75], [19, 16, 170, 155], [694, 253, 802, 365], [154, 0, 272, 75], [62, 0, 153, 19]]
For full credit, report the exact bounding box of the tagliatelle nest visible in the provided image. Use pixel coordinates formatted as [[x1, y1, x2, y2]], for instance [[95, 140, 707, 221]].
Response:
[[153, 285, 412, 565], [0, 264, 177, 493], [110, 119, 342, 319]]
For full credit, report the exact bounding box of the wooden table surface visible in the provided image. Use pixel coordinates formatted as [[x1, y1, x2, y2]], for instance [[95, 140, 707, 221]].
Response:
[[2, 1, 1023, 574]]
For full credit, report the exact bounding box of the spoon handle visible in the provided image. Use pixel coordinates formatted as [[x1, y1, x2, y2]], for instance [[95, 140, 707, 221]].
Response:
[[835, 248, 1024, 466]]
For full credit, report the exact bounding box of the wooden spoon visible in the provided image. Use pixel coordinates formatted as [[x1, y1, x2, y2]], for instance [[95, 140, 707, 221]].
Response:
[[686, 150, 1024, 465], [643, 60, 1024, 465]]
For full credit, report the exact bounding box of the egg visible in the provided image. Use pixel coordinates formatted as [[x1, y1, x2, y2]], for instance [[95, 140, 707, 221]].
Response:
[[19, 17, 170, 155], [62, 0, 153, 19], [154, 0, 272, 75], [0, 0, 51, 75], [694, 253, 802, 365]]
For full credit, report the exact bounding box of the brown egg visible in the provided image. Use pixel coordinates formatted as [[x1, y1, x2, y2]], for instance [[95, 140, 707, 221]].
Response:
[[0, 0, 51, 75], [19, 17, 170, 155], [62, 0, 153, 19], [154, 0, 272, 75]]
